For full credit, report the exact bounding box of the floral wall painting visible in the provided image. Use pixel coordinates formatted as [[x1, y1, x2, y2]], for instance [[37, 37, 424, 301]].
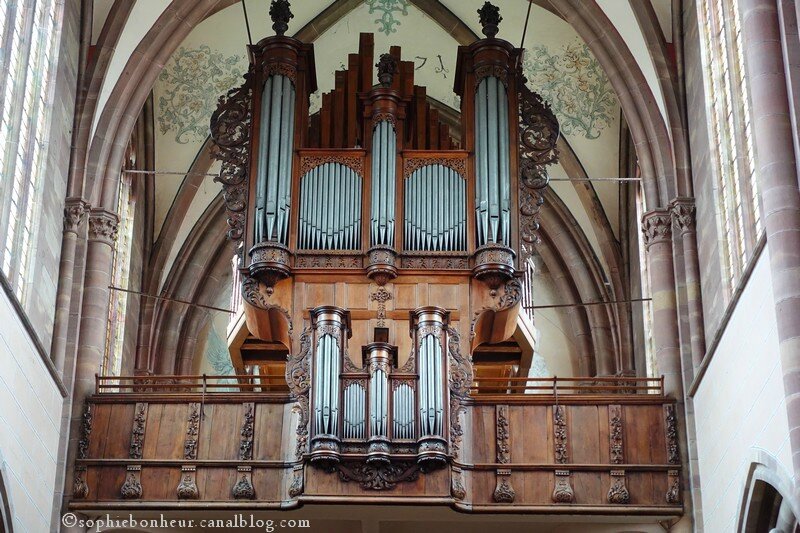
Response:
[[366, 0, 410, 35], [522, 40, 617, 140], [158, 45, 246, 144]]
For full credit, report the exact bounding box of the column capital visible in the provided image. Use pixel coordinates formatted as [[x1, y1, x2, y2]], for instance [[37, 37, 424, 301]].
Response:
[[63, 198, 90, 234], [669, 197, 696, 236], [641, 208, 672, 249], [87, 208, 119, 246]]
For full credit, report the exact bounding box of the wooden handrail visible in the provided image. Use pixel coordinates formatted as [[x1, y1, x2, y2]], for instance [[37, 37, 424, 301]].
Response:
[[94, 374, 289, 394]]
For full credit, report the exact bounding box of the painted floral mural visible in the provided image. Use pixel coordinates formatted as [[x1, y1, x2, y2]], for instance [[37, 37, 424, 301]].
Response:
[[522, 40, 617, 140], [365, 0, 410, 35], [158, 45, 246, 144]]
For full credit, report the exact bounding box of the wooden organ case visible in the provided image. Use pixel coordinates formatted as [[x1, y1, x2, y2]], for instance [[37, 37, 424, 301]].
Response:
[[69, 1, 682, 518]]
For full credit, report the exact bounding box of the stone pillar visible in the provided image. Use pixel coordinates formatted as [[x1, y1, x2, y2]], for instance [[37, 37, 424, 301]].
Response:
[[52, 198, 89, 374], [63, 208, 118, 505], [642, 209, 683, 397], [670, 198, 706, 371], [741, 0, 800, 484]]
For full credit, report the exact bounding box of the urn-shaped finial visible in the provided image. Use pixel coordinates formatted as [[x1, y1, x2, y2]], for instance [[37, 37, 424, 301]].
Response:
[[269, 0, 293, 36], [376, 53, 399, 87], [477, 2, 502, 38]]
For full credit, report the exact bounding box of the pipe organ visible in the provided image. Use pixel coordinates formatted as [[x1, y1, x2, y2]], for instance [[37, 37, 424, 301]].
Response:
[[72, 2, 683, 517]]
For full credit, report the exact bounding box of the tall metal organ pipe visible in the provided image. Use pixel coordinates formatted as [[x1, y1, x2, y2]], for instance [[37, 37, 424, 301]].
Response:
[[370, 120, 397, 247], [298, 162, 362, 250], [255, 74, 296, 244], [404, 164, 466, 251], [309, 306, 349, 466], [410, 307, 449, 468], [364, 342, 394, 464], [474, 76, 510, 246]]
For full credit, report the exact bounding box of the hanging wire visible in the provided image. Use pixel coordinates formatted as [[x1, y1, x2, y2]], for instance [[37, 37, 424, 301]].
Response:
[[242, 0, 254, 47], [523, 297, 652, 310], [108, 286, 234, 314]]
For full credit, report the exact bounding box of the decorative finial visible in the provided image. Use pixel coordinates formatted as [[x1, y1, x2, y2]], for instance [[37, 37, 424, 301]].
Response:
[[477, 2, 502, 38], [269, 0, 293, 36], [376, 54, 398, 87]]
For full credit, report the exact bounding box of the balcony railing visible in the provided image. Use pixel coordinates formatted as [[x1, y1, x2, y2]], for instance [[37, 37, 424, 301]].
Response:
[[95, 374, 288, 394], [470, 376, 664, 397]]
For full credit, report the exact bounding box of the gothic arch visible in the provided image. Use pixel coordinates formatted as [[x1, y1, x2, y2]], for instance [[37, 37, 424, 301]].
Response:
[[737, 450, 800, 533], [0, 450, 14, 533]]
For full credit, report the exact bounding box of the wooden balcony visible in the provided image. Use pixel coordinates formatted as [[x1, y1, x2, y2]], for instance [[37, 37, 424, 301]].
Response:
[[70, 375, 682, 517]]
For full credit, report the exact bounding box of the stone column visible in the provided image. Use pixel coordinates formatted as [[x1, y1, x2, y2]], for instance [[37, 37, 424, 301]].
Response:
[[63, 208, 118, 505], [670, 198, 706, 371], [642, 209, 683, 397], [52, 198, 89, 374], [741, 0, 800, 484]]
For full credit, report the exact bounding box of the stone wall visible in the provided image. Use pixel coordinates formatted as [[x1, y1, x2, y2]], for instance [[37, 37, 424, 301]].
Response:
[[692, 248, 792, 531]]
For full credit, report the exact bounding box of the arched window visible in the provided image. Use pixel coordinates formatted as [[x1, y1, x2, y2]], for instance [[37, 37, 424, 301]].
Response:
[[699, 0, 763, 294], [0, 0, 65, 300]]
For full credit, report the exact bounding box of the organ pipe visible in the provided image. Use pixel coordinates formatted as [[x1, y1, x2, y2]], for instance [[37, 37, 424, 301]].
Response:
[[363, 342, 395, 464], [255, 74, 296, 245], [404, 164, 466, 251], [309, 306, 350, 466], [298, 162, 362, 250], [474, 76, 511, 247], [370, 121, 397, 247], [410, 307, 449, 468]]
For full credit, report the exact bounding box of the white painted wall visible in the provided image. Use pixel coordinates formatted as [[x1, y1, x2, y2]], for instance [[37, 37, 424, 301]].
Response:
[[0, 290, 64, 532], [693, 247, 792, 532]]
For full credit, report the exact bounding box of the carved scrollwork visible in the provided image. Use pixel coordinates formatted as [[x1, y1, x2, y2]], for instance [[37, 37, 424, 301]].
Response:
[[295, 254, 363, 269], [670, 198, 696, 236], [475, 65, 508, 88], [299, 156, 364, 178], [78, 403, 92, 460], [497, 277, 522, 310], [665, 404, 680, 465], [496, 405, 511, 464], [264, 62, 297, 83], [129, 403, 147, 460], [609, 405, 623, 464], [88, 209, 119, 245], [403, 158, 467, 179], [401, 255, 470, 269], [337, 461, 420, 490], [184, 402, 200, 460], [238, 403, 255, 461], [517, 74, 558, 261], [554, 405, 568, 464], [210, 73, 252, 242], [287, 327, 313, 459]]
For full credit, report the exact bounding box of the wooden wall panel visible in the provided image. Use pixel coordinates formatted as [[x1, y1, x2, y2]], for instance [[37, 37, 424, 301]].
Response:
[[198, 404, 240, 461], [252, 468, 285, 501], [254, 403, 285, 461], [516, 405, 549, 463], [571, 471, 607, 504], [140, 467, 181, 501], [104, 404, 136, 459], [142, 403, 186, 460], [196, 468, 238, 501], [520, 471, 553, 503], [468, 406, 495, 464], [622, 405, 666, 464], [95, 466, 127, 500], [568, 406, 602, 464]]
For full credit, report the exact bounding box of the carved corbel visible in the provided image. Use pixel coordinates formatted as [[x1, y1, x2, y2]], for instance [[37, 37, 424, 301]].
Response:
[[493, 468, 515, 503], [176, 466, 199, 500], [552, 469, 574, 503], [642, 209, 673, 250], [120, 465, 143, 499], [666, 469, 681, 504], [72, 466, 88, 499], [451, 466, 466, 500], [232, 466, 255, 500], [607, 470, 630, 504], [286, 327, 312, 459], [289, 464, 304, 497]]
